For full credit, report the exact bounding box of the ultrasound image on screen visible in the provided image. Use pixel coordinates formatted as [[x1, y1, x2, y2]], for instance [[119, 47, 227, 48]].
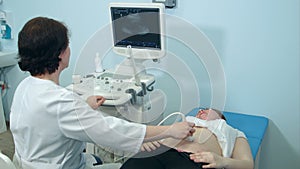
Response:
[[111, 7, 161, 50]]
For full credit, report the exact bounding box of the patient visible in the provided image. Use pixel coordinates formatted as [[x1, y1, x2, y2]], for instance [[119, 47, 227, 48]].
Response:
[[121, 108, 254, 169]]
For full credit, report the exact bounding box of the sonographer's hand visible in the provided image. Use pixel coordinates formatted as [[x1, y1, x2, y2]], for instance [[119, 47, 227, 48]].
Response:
[[86, 96, 106, 109], [169, 121, 195, 139]]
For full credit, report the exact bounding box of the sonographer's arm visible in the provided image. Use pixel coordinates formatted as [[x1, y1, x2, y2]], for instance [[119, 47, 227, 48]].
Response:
[[144, 122, 195, 142], [83, 94, 195, 151]]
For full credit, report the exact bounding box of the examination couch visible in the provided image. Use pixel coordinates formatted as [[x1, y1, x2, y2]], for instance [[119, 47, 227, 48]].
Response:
[[188, 108, 269, 169], [84, 108, 269, 169]]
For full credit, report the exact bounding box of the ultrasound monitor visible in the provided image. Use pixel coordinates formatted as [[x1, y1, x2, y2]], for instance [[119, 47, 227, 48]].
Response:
[[109, 3, 165, 60]]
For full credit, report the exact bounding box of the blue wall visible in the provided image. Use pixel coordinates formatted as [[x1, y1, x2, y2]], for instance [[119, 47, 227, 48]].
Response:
[[1, 0, 299, 168]]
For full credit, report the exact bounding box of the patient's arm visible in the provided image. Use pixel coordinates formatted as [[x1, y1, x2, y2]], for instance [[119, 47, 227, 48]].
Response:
[[190, 137, 254, 169], [140, 136, 183, 152], [140, 141, 161, 152], [224, 137, 254, 169]]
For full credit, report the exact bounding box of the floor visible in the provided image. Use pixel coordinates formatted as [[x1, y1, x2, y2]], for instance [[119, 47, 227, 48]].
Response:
[[0, 122, 14, 160]]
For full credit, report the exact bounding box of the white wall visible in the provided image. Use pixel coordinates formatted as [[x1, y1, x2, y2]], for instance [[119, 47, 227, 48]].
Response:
[[1, 0, 299, 168]]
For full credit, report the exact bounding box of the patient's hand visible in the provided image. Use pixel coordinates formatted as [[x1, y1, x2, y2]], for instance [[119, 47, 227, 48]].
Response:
[[190, 151, 224, 168], [141, 141, 161, 152], [86, 96, 106, 109]]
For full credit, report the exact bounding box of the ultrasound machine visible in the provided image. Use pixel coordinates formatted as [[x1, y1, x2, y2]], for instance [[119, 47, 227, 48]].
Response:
[[70, 2, 166, 123], [68, 2, 166, 163]]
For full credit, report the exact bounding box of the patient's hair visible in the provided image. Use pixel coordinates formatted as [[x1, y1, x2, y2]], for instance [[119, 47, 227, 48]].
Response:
[[211, 108, 226, 121]]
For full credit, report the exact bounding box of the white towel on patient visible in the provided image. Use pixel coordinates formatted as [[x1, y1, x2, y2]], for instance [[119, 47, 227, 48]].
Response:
[[186, 116, 246, 157]]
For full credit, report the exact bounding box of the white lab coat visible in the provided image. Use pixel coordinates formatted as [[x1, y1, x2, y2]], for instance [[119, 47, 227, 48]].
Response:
[[10, 76, 146, 169]]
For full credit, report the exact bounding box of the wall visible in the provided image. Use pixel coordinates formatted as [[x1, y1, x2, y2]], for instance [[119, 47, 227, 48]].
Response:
[[0, 0, 299, 168]]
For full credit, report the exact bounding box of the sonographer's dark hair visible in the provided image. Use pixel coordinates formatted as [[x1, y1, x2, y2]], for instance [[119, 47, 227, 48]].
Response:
[[18, 17, 69, 75]]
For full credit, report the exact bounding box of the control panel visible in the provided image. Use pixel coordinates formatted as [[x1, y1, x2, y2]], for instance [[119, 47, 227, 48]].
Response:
[[68, 71, 155, 106]]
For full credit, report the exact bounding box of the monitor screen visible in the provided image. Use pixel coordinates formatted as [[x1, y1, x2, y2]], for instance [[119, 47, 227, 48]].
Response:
[[109, 3, 165, 60]]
